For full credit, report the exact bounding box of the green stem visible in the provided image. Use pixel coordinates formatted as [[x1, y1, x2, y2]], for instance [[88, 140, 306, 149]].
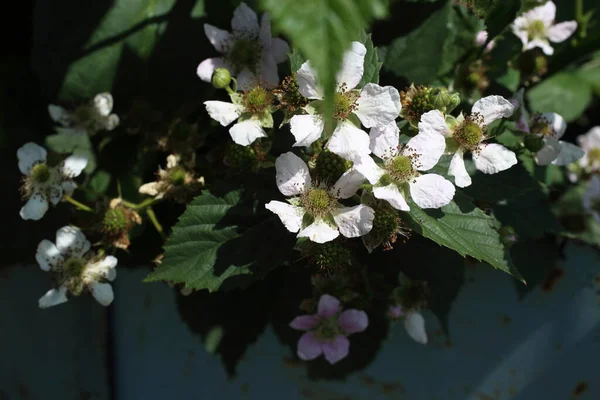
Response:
[[122, 197, 158, 210], [575, 0, 589, 40], [146, 206, 166, 240], [63, 196, 95, 213]]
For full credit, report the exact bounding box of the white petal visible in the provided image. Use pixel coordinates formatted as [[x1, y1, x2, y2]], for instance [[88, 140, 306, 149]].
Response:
[[90, 282, 114, 306], [48, 105, 71, 126], [527, 38, 554, 55], [473, 143, 517, 174], [373, 184, 409, 211], [327, 121, 371, 161], [93, 93, 113, 116], [61, 180, 77, 197], [331, 168, 365, 199], [275, 152, 312, 196], [197, 57, 230, 82], [229, 119, 267, 146], [55, 225, 91, 257], [521, 1, 556, 26], [551, 141, 585, 166], [36, 239, 62, 271], [535, 138, 561, 166], [548, 21, 578, 43], [419, 110, 451, 137], [265, 201, 304, 232], [472, 95, 514, 126], [39, 287, 68, 309], [290, 114, 324, 147], [204, 101, 243, 126], [236, 67, 259, 91], [61, 154, 88, 178], [231, 2, 259, 38], [336, 41, 366, 90], [353, 155, 385, 184], [298, 219, 339, 243], [404, 312, 428, 345], [17, 142, 47, 175], [354, 84, 401, 128], [49, 185, 63, 206], [541, 112, 567, 139], [369, 123, 399, 160], [409, 174, 455, 209], [104, 114, 120, 131], [259, 13, 272, 50], [204, 24, 231, 52], [296, 61, 323, 99], [139, 182, 161, 196], [511, 23, 529, 47], [86, 255, 118, 281], [448, 150, 472, 188], [271, 38, 290, 64], [166, 154, 179, 169], [332, 204, 375, 238], [20, 194, 49, 221], [578, 127, 600, 152], [405, 129, 446, 171], [258, 55, 279, 88]]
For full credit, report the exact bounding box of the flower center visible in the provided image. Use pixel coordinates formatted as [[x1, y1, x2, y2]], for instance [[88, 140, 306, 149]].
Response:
[[315, 316, 343, 340], [530, 116, 554, 137], [64, 257, 85, 278], [30, 163, 51, 183], [527, 20, 547, 40], [168, 167, 187, 186], [228, 38, 261, 71], [333, 89, 359, 120], [302, 188, 335, 218], [588, 148, 600, 164], [243, 87, 272, 114], [454, 120, 483, 149], [383, 155, 415, 184]]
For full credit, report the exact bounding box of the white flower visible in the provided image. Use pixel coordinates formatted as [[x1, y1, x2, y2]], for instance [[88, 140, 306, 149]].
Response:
[[265, 152, 374, 243], [138, 154, 204, 202], [36, 226, 118, 308], [353, 122, 455, 211], [17, 142, 88, 220], [48, 93, 119, 135], [196, 2, 289, 90], [204, 86, 274, 146], [524, 113, 584, 166], [420, 96, 517, 188], [577, 126, 600, 172], [290, 41, 401, 161], [512, 1, 577, 56], [583, 175, 600, 224], [475, 30, 495, 53]]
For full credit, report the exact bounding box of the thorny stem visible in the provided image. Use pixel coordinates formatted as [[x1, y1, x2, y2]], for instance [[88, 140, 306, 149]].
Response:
[[146, 206, 166, 240], [63, 195, 95, 213]]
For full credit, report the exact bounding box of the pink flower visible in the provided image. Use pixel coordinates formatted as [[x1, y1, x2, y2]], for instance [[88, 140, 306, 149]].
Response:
[[289, 294, 368, 364], [475, 30, 495, 53]]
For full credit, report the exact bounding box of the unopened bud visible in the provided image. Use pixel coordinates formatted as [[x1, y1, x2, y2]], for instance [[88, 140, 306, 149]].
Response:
[[431, 88, 461, 114], [211, 68, 231, 89]]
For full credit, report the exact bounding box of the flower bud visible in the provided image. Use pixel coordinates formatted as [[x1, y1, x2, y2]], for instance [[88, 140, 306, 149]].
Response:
[[430, 87, 461, 114], [211, 68, 232, 89], [524, 134, 544, 153]]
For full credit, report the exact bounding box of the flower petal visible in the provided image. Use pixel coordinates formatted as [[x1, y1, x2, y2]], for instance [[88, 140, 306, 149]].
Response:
[[336, 41, 366, 90], [271, 38, 290, 64], [61, 154, 88, 178], [55, 225, 91, 257], [86, 255, 118, 281], [405, 129, 446, 171], [290, 114, 324, 147], [331, 168, 365, 199], [204, 101, 243, 126], [338, 309, 368, 334], [265, 201, 304, 232], [473, 143, 517, 174], [404, 311, 428, 345], [229, 119, 267, 146], [289, 315, 320, 331], [472, 95, 514, 126], [275, 152, 312, 196], [548, 21, 578, 43], [20, 194, 49, 221], [327, 121, 371, 161], [204, 24, 231, 52], [354, 84, 401, 128], [49, 185, 64, 206], [93, 93, 113, 116], [369, 123, 399, 160], [322, 336, 350, 364], [297, 332, 323, 361], [541, 112, 567, 139], [418, 110, 451, 137], [409, 174, 455, 209], [104, 114, 120, 131], [196, 57, 230, 82], [259, 13, 272, 49], [17, 142, 47, 175], [231, 2, 259, 38], [448, 150, 471, 188], [48, 105, 72, 126], [90, 282, 114, 306], [551, 141, 585, 166], [317, 294, 341, 317], [535, 138, 560, 166], [353, 155, 385, 184], [36, 239, 62, 271], [298, 219, 340, 243], [237, 67, 260, 91], [332, 204, 375, 238], [578, 126, 600, 151], [296, 61, 322, 99], [523, 1, 556, 25], [38, 287, 68, 309], [138, 182, 161, 197], [527, 38, 554, 55], [373, 184, 409, 211], [258, 55, 279, 88]]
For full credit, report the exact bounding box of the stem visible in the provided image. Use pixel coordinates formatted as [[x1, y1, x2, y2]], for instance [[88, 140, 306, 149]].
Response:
[[63, 196, 95, 213], [146, 206, 166, 240], [575, 0, 589, 40], [122, 197, 157, 210]]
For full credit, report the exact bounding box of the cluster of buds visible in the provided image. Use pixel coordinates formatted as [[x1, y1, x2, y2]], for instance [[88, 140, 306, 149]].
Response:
[[400, 85, 460, 127]]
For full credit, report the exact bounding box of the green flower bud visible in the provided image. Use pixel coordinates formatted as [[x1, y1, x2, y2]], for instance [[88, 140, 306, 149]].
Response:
[[524, 134, 544, 153], [103, 208, 129, 234], [211, 68, 232, 89], [311, 241, 352, 273], [430, 88, 461, 114]]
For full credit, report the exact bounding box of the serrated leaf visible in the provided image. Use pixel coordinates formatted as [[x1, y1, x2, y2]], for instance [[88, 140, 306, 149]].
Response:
[[405, 192, 523, 281], [262, 0, 388, 127], [145, 189, 295, 292], [289, 48, 306, 73], [357, 31, 382, 87]]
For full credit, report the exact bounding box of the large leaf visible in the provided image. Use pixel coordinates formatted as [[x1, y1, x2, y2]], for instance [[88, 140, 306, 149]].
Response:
[[484, 0, 521, 40], [261, 0, 388, 126], [357, 30, 383, 87], [145, 188, 296, 292], [405, 192, 523, 281], [45, 130, 97, 173]]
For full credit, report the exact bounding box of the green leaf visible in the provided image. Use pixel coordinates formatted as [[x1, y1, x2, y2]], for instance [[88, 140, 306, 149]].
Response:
[[527, 71, 593, 122], [484, 0, 521, 40], [190, 0, 205, 18], [289, 48, 306, 73], [357, 30, 382, 87], [405, 192, 523, 281], [45, 130, 97, 173], [145, 188, 296, 292], [261, 0, 388, 126], [579, 59, 600, 96]]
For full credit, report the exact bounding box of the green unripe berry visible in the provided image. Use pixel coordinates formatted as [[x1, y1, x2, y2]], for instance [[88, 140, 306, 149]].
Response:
[[103, 208, 129, 233], [314, 150, 349, 184], [227, 144, 258, 171], [168, 167, 187, 186], [211, 68, 232, 89], [312, 241, 352, 271]]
